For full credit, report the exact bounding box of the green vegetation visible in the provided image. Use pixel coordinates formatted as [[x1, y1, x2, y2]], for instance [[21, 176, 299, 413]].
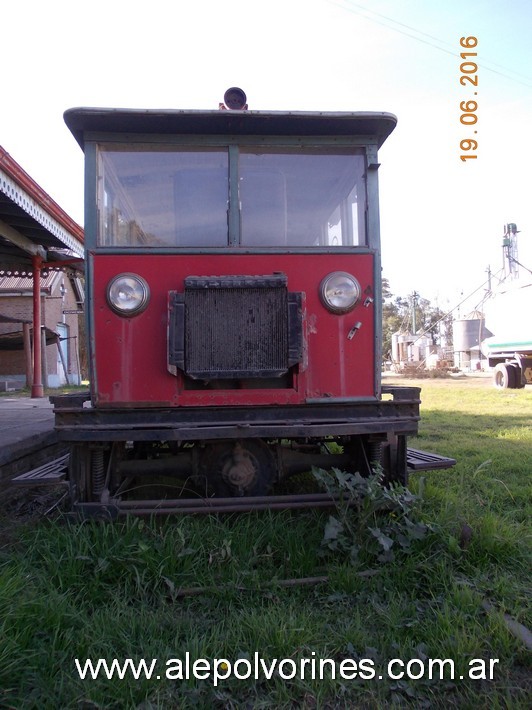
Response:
[[1, 378, 530, 708], [0, 384, 89, 399]]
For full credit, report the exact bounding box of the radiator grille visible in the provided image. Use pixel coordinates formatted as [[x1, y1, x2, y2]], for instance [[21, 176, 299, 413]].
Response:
[[184, 275, 289, 379]]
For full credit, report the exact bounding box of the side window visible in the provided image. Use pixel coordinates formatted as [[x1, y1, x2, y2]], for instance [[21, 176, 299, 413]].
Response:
[[325, 181, 364, 246]]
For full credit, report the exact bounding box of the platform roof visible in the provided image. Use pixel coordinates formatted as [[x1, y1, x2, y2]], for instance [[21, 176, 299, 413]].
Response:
[[0, 146, 84, 276]]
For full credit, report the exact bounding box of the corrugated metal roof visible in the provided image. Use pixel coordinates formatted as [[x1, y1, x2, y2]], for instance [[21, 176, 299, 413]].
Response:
[[0, 271, 59, 292]]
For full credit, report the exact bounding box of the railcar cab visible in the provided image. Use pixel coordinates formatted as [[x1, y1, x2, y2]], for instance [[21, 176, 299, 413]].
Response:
[[56, 90, 421, 510]]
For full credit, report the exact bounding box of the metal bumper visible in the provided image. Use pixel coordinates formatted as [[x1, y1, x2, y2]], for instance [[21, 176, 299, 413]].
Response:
[[50, 386, 421, 443]]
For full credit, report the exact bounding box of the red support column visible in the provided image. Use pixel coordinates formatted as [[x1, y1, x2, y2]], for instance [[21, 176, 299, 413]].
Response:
[[23, 322, 32, 387], [31, 254, 44, 398]]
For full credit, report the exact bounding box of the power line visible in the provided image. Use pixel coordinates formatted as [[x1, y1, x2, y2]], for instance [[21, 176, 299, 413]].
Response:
[[328, 0, 532, 89], [410, 268, 506, 343]]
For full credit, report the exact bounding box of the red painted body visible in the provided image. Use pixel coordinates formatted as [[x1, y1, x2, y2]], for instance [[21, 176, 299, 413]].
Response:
[[91, 252, 376, 407]]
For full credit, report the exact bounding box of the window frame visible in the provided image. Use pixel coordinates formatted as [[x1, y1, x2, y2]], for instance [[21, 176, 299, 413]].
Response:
[[90, 135, 373, 252]]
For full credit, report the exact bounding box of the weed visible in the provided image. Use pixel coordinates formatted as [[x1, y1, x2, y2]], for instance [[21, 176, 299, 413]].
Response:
[[313, 467, 433, 564]]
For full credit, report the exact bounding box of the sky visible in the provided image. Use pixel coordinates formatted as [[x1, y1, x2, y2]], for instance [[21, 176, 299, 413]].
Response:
[[2, 0, 531, 315]]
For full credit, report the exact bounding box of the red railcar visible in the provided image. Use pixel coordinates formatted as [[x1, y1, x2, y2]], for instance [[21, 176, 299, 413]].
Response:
[[53, 90, 423, 515]]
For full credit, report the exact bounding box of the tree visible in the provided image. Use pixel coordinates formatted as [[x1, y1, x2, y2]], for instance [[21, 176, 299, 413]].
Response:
[[381, 279, 454, 362]]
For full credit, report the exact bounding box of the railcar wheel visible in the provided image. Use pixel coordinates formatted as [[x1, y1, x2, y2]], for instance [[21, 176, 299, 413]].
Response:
[[196, 439, 277, 497]]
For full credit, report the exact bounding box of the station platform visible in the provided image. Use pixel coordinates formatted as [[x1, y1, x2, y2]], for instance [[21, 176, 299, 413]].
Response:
[[0, 395, 65, 483]]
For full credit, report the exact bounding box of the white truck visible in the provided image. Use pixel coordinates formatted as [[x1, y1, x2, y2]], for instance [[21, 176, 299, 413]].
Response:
[[481, 278, 532, 388]]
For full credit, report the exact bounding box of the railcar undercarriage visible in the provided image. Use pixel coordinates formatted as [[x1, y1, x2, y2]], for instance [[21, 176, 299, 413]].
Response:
[[47, 385, 458, 518]]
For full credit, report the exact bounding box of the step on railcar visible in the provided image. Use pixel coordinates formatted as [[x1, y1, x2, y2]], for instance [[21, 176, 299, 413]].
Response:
[[53, 89, 424, 516]]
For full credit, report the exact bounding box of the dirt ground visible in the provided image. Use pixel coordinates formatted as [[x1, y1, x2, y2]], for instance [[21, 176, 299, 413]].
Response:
[[382, 371, 495, 388]]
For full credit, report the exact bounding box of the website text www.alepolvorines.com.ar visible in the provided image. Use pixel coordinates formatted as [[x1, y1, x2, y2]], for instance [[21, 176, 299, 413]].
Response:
[[75, 653, 500, 687]]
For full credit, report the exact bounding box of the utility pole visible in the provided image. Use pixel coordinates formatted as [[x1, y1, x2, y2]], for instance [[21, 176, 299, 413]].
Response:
[[411, 291, 419, 335], [502, 223, 519, 279]]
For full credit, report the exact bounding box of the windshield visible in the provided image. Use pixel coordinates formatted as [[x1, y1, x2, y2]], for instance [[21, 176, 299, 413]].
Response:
[[97, 144, 366, 247]]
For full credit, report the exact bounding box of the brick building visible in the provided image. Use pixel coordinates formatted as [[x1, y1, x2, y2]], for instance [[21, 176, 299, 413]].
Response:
[[0, 272, 84, 389]]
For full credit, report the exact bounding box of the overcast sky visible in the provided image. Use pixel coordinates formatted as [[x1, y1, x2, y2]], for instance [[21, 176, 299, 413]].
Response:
[[2, 0, 531, 313]]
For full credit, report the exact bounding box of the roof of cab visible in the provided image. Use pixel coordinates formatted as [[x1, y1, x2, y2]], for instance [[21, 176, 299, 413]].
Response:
[[64, 107, 397, 151]]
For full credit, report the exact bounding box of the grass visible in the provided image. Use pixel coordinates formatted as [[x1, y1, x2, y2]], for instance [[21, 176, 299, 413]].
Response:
[[0, 377, 530, 708], [0, 384, 89, 399]]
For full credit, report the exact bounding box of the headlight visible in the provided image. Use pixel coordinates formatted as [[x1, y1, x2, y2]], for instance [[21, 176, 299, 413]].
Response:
[[107, 273, 150, 316], [319, 271, 361, 314]]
